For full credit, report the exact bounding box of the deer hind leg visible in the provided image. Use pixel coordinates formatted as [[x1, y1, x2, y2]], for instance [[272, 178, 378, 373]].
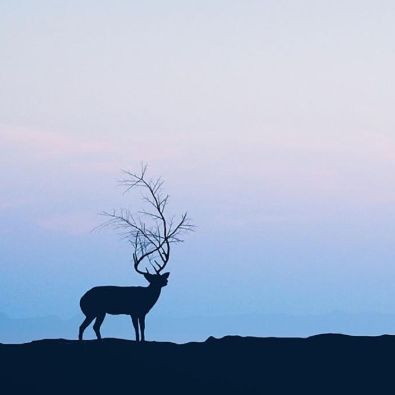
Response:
[[131, 315, 140, 342], [139, 315, 146, 342], [79, 315, 95, 340], [93, 313, 106, 340]]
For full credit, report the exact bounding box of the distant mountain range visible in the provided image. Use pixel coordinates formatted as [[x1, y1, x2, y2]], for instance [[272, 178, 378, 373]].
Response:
[[1, 311, 395, 343]]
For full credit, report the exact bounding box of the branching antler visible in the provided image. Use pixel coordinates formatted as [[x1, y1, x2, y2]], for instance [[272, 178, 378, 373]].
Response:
[[99, 164, 194, 275]]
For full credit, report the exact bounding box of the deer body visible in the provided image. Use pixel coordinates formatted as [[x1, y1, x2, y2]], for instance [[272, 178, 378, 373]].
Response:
[[81, 285, 161, 316], [79, 273, 169, 341]]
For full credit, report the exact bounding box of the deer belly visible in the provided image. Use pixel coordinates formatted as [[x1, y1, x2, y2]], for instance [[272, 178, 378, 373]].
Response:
[[103, 298, 141, 315]]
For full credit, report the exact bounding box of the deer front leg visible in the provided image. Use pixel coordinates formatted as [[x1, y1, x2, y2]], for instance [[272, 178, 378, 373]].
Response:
[[131, 315, 140, 342], [139, 315, 146, 342]]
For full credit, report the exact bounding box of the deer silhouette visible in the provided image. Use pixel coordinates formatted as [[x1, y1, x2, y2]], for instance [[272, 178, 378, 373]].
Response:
[[79, 165, 193, 341], [79, 267, 170, 341]]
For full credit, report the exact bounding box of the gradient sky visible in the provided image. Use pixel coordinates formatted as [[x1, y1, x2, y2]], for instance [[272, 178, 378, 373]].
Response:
[[1, 1, 395, 333]]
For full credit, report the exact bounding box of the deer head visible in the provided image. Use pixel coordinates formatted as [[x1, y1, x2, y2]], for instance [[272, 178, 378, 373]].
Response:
[[143, 272, 170, 287]]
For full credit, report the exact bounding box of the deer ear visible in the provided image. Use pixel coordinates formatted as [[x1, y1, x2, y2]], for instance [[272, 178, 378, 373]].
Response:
[[162, 272, 170, 279]]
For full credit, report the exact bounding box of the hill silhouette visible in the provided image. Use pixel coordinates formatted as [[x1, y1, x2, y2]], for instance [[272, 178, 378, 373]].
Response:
[[0, 334, 393, 394]]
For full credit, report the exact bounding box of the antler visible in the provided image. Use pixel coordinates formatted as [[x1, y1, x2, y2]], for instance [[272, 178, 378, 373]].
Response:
[[131, 231, 159, 274], [152, 212, 192, 273], [99, 164, 194, 275]]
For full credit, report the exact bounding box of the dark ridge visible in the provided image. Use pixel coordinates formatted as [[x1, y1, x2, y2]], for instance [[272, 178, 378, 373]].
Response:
[[1, 334, 394, 394]]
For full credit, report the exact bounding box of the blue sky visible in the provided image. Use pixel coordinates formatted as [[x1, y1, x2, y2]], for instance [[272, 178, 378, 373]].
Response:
[[1, 1, 395, 339]]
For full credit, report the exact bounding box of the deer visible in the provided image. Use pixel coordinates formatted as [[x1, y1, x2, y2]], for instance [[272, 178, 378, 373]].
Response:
[[78, 165, 193, 341]]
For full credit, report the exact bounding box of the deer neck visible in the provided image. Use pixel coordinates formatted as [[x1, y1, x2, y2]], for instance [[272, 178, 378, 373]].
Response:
[[146, 283, 162, 306]]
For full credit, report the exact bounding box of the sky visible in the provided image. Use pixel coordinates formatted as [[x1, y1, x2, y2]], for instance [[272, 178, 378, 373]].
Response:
[[1, 1, 395, 341]]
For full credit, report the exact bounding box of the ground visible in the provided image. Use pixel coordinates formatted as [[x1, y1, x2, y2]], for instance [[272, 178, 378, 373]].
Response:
[[0, 334, 393, 394]]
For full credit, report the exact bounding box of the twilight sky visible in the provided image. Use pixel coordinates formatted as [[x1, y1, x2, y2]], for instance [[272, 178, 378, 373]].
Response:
[[1, 1, 395, 338]]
